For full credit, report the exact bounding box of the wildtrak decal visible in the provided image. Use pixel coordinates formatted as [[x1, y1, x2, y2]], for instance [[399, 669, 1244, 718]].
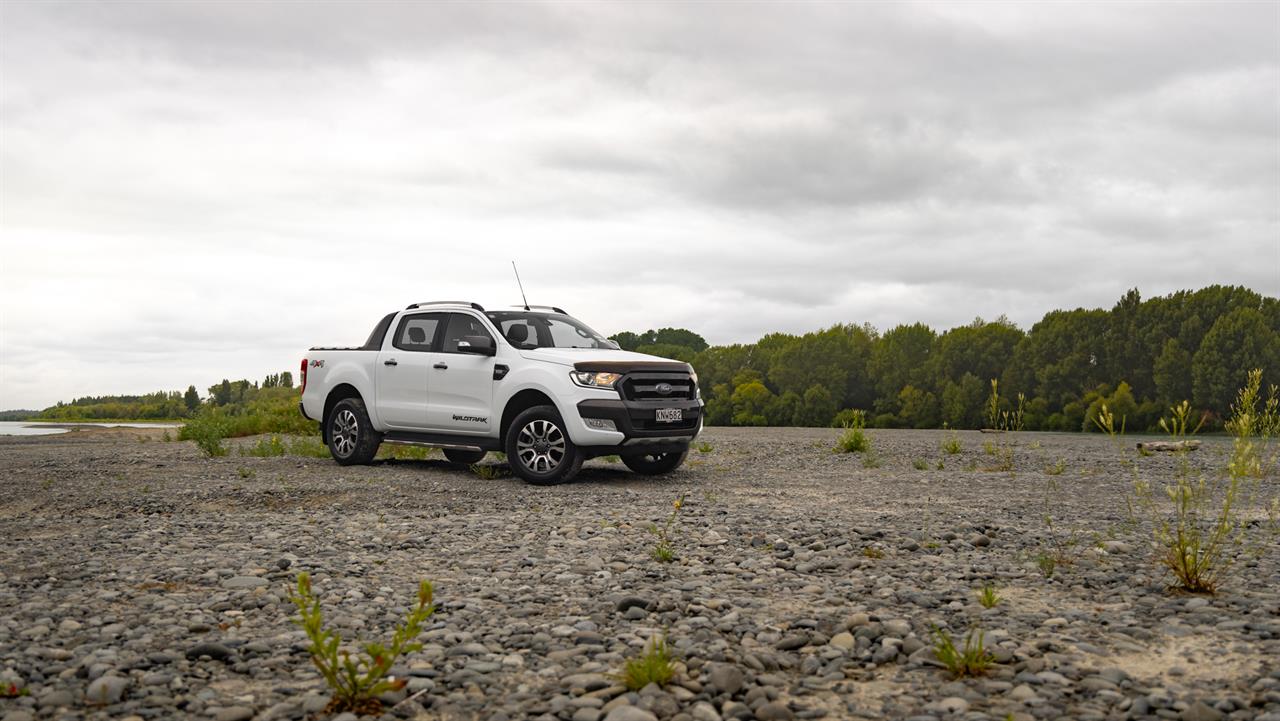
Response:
[[452, 415, 488, 423]]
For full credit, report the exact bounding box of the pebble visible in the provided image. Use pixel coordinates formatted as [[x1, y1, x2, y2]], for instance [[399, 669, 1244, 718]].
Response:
[[604, 707, 659, 721], [85, 675, 129, 704]]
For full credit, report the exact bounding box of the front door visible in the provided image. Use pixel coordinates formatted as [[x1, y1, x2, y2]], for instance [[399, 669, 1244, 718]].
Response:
[[375, 312, 445, 430], [424, 312, 496, 434]]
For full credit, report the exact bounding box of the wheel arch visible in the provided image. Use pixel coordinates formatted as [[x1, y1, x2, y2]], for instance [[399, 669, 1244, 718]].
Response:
[[322, 383, 364, 443], [499, 388, 558, 445]]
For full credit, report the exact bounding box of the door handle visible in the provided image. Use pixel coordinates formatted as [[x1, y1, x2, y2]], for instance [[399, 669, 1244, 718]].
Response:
[[433, 362, 448, 370], [383, 359, 398, 366]]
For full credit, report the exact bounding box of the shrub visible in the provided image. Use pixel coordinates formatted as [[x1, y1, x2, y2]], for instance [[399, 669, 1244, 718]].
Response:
[[912, 458, 929, 471], [833, 410, 869, 454], [615, 634, 675, 691], [1044, 459, 1066, 476], [695, 441, 713, 453], [288, 572, 434, 715], [932, 626, 993, 678], [941, 429, 962, 455], [180, 412, 231, 457]]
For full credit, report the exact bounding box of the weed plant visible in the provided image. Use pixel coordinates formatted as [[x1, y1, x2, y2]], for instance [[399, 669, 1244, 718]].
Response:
[[615, 634, 675, 691], [288, 572, 434, 715], [695, 441, 713, 453], [648, 495, 685, 563], [1045, 459, 1066, 476], [941, 428, 962, 455], [470, 463, 510, 480], [1130, 371, 1280, 593], [861, 546, 885, 559], [931, 626, 993, 678], [833, 410, 870, 454], [912, 458, 929, 471]]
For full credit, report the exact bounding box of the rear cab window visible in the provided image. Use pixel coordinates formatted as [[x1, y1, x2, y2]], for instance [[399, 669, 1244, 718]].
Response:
[[392, 313, 446, 352]]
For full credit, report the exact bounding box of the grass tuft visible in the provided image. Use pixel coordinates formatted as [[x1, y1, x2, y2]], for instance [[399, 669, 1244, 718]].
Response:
[[976, 584, 1001, 608], [932, 626, 993, 678], [615, 635, 675, 691]]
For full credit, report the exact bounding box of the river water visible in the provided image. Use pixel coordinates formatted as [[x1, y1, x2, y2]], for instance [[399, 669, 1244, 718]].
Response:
[[0, 421, 181, 436]]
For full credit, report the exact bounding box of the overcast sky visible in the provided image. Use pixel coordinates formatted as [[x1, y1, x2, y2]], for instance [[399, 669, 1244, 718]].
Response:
[[1, 1, 1277, 409]]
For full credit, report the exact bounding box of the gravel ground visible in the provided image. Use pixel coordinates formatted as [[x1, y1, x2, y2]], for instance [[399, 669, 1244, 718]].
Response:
[[1, 426, 1277, 721]]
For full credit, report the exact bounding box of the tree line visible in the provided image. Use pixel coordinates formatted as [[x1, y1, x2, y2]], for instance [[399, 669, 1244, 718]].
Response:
[[15, 285, 1276, 432], [31, 372, 295, 421], [610, 285, 1280, 432]]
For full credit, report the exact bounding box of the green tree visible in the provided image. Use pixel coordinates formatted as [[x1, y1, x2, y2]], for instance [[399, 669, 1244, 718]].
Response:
[[280, 371, 293, 388], [1153, 338, 1192, 405], [897, 385, 940, 429], [730, 381, 773, 426], [184, 385, 200, 412], [795, 385, 837, 427], [868, 323, 936, 413], [1192, 308, 1280, 414]]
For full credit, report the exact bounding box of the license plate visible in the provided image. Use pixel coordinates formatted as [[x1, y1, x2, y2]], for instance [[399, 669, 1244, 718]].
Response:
[[655, 408, 682, 423]]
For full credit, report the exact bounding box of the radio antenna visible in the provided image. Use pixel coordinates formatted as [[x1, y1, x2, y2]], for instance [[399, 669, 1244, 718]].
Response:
[[512, 261, 530, 310]]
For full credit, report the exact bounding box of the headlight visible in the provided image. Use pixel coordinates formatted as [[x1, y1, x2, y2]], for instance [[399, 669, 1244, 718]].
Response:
[[571, 371, 622, 388]]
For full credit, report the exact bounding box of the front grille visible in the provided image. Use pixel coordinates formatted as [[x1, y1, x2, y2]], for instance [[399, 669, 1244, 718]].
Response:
[[619, 372, 697, 401]]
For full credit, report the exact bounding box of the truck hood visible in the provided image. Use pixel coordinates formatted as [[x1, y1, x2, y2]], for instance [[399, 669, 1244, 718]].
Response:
[[518, 347, 690, 371]]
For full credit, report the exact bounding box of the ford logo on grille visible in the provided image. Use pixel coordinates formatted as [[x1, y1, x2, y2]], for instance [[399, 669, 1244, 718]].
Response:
[[655, 382, 673, 395]]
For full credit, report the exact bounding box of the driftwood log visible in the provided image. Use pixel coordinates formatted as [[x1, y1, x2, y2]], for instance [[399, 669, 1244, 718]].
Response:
[[978, 428, 1005, 434], [1136, 440, 1201, 452]]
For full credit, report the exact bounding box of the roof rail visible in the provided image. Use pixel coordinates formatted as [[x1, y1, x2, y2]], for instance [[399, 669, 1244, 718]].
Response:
[[405, 301, 486, 312], [512, 304, 568, 314]]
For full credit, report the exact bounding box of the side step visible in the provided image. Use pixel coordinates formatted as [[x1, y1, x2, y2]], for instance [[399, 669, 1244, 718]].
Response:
[[382, 431, 502, 452]]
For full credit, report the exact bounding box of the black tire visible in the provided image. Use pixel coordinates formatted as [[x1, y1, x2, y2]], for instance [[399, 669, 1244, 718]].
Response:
[[443, 448, 487, 465], [505, 405, 583, 485], [621, 450, 688, 476], [326, 397, 381, 466]]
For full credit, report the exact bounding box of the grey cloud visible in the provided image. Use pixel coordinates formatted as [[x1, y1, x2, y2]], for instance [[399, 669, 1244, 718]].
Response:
[[1, 1, 1276, 409]]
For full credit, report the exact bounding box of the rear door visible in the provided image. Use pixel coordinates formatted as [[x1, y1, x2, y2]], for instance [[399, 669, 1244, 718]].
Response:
[[375, 313, 445, 430], [424, 312, 497, 434]]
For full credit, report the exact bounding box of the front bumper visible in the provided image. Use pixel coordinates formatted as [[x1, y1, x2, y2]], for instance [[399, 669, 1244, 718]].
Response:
[[577, 398, 703, 438]]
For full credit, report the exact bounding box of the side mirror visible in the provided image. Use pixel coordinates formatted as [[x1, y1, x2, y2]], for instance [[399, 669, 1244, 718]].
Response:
[[457, 335, 496, 356]]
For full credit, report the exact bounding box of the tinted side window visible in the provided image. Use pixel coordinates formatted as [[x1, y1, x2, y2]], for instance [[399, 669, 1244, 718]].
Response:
[[441, 313, 494, 353], [392, 313, 445, 352]]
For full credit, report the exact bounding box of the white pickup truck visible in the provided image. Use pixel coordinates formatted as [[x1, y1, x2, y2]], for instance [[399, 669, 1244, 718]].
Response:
[[299, 302, 704, 484]]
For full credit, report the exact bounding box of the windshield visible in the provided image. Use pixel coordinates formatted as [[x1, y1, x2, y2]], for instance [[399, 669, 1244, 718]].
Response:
[[486, 311, 616, 350]]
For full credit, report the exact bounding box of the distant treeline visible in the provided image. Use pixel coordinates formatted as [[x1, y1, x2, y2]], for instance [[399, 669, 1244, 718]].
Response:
[[12, 285, 1277, 433], [0, 409, 38, 421], [611, 285, 1279, 432], [31, 372, 296, 422]]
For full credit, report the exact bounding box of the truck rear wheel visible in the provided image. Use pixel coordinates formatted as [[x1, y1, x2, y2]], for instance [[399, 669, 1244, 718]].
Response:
[[443, 448, 487, 465], [327, 397, 381, 466], [621, 450, 688, 476], [505, 405, 583, 485]]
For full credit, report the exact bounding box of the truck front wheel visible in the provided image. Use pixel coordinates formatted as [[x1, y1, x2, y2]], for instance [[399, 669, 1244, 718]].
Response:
[[505, 405, 583, 485], [621, 450, 688, 476], [327, 397, 381, 466]]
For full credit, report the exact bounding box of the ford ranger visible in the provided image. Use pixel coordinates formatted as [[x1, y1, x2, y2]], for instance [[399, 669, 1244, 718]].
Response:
[[299, 302, 703, 484]]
